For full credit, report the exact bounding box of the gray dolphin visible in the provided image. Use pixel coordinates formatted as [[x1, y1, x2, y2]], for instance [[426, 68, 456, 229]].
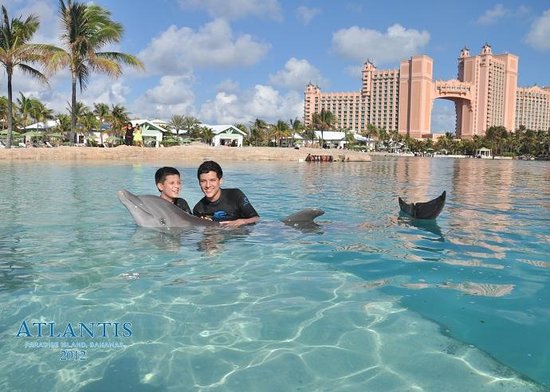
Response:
[[117, 189, 324, 230], [117, 189, 217, 229]]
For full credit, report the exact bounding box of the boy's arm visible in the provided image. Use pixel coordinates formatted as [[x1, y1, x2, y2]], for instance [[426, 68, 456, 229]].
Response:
[[219, 216, 259, 227], [219, 190, 259, 227]]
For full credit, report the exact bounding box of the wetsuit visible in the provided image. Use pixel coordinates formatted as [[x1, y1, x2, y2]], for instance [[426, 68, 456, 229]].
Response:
[[193, 188, 258, 222], [174, 198, 192, 214]]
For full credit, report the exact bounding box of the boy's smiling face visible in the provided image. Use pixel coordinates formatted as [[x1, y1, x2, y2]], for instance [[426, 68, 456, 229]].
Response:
[[199, 170, 222, 202], [158, 174, 181, 202]]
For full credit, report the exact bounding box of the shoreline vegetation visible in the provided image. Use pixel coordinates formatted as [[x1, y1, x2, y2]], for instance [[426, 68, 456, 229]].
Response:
[[0, 144, 373, 163]]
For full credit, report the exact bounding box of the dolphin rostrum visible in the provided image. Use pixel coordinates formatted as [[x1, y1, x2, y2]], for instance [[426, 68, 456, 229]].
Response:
[[117, 189, 324, 230]]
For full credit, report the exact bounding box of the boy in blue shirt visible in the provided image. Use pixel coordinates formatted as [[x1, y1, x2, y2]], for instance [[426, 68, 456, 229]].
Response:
[[193, 161, 259, 227]]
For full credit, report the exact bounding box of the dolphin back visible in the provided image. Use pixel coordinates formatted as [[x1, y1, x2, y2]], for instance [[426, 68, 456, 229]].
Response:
[[281, 208, 325, 224]]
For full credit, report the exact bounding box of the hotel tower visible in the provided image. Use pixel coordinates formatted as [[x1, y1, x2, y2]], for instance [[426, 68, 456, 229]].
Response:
[[304, 43, 550, 138]]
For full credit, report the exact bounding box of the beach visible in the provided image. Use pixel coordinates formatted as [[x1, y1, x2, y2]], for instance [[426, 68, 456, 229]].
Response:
[[0, 144, 372, 162]]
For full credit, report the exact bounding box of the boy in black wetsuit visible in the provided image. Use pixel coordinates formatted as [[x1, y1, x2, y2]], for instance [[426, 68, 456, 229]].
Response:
[[155, 166, 191, 214], [193, 160, 259, 227]]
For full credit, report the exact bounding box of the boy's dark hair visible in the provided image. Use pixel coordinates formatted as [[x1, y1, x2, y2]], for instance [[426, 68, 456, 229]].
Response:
[[155, 167, 180, 190], [197, 160, 223, 179]]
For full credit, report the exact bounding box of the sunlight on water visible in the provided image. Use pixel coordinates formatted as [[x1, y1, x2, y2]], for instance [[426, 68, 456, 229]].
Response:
[[0, 157, 549, 391]]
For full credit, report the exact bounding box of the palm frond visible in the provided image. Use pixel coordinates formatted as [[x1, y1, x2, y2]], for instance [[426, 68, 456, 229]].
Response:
[[17, 63, 49, 85]]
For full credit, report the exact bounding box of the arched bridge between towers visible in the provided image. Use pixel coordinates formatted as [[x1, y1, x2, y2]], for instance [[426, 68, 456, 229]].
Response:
[[433, 80, 473, 104]]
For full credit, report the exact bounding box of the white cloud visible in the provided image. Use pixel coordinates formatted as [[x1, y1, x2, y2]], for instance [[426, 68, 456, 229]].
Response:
[[269, 58, 327, 90], [199, 85, 302, 124], [81, 78, 131, 107], [525, 9, 550, 51], [1, 0, 60, 46], [132, 75, 197, 119], [431, 102, 455, 133], [216, 79, 240, 94], [332, 24, 430, 65], [0, 65, 71, 114], [476, 4, 509, 25], [296, 6, 321, 25], [139, 19, 270, 75], [178, 0, 282, 21], [0, 58, 139, 117], [344, 65, 363, 80]]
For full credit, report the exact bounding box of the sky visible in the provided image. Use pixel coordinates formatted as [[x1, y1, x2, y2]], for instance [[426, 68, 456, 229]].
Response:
[[2, 0, 550, 132]]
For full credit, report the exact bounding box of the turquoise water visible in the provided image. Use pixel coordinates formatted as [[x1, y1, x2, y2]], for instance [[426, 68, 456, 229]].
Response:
[[0, 157, 549, 391]]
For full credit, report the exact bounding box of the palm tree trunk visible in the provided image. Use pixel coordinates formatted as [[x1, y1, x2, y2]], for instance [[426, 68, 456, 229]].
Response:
[[6, 72, 13, 149], [99, 117, 104, 145], [70, 75, 77, 145]]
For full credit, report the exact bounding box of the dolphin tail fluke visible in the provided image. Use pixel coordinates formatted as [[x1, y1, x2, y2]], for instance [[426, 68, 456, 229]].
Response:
[[399, 191, 446, 220]]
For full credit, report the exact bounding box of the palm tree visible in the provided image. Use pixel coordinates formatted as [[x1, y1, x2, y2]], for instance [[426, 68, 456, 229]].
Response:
[[485, 126, 509, 156], [80, 111, 99, 144], [250, 118, 268, 146], [66, 101, 88, 142], [168, 115, 186, 136], [270, 120, 291, 146], [56, 113, 71, 134], [435, 132, 455, 154], [234, 123, 249, 144], [364, 123, 379, 140], [311, 109, 336, 148], [289, 118, 304, 147], [0, 6, 61, 148], [0, 96, 8, 130], [301, 128, 315, 147], [344, 130, 356, 149], [93, 102, 110, 145], [16, 93, 34, 129], [29, 99, 54, 125], [200, 126, 215, 145], [110, 104, 129, 138], [290, 118, 304, 133], [182, 116, 201, 138], [536, 129, 550, 157], [50, 0, 144, 145]]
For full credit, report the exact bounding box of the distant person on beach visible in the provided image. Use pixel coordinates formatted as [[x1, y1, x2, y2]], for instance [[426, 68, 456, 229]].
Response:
[[155, 166, 191, 214], [193, 160, 259, 227], [124, 122, 134, 146], [133, 125, 144, 147]]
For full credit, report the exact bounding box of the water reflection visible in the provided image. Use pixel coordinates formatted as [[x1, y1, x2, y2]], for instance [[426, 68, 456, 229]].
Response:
[[78, 355, 163, 392], [394, 157, 450, 202], [131, 226, 252, 256], [0, 244, 34, 293], [1, 158, 549, 389], [396, 215, 444, 239]]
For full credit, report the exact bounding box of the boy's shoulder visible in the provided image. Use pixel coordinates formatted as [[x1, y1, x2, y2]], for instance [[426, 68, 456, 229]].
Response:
[[222, 188, 244, 195]]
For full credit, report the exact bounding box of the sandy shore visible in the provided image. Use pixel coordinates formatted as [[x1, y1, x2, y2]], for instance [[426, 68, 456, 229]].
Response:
[[0, 144, 372, 163]]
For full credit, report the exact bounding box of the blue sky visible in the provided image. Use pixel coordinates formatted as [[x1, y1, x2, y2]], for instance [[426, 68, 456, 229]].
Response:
[[2, 0, 550, 132]]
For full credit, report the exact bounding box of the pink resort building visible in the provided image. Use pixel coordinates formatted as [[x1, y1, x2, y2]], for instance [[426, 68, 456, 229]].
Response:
[[304, 43, 550, 139]]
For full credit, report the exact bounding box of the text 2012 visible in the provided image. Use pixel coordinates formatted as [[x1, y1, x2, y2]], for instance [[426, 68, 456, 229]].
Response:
[[60, 350, 86, 361]]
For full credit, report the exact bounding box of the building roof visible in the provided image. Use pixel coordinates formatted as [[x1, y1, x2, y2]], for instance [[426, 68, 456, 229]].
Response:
[[201, 124, 247, 136], [132, 120, 170, 133], [24, 120, 59, 130], [314, 131, 345, 141], [314, 130, 368, 140]]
